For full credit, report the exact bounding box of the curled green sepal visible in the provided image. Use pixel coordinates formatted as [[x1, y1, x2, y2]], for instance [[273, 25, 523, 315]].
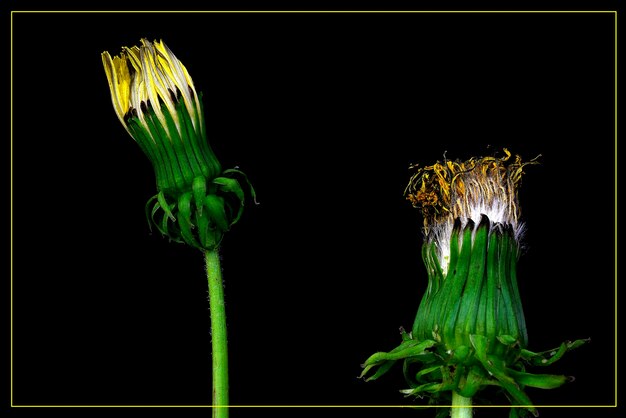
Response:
[[360, 339, 437, 381], [145, 169, 256, 251], [520, 338, 590, 367]]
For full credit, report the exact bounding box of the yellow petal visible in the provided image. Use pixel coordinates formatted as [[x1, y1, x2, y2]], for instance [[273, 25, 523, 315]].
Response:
[[101, 51, 130, 126], [154, 40, 201, 133]]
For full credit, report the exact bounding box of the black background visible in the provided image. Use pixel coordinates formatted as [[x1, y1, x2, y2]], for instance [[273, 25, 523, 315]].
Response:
[[7, 7, 618, 418]]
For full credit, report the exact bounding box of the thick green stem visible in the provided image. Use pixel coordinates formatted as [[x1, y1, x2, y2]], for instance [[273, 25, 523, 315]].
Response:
[[205, 249, 229, 418], [451, 391, 472, 418]]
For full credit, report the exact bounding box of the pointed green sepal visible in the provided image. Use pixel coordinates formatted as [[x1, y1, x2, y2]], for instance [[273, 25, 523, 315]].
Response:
[[204, 194, 230, 232]]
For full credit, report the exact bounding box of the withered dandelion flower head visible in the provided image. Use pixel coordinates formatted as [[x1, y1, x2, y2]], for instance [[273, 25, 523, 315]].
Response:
[[404, 148, 540, 274], [361, 149, 588, 417]]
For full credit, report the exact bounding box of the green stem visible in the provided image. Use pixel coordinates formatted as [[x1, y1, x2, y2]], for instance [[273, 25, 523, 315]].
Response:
[[205, 248, 229, 418], [451, 391, 472, 418]]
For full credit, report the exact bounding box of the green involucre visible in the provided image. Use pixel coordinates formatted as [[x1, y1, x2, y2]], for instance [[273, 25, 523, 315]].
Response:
[[128, 93, 255, 252], [360, 215, 588, 417]]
